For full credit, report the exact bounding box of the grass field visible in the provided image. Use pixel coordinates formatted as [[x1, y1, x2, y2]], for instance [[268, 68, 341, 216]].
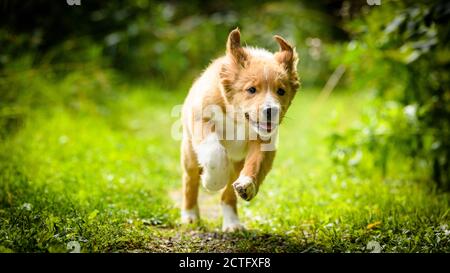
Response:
[[0, 70, 449, 252]]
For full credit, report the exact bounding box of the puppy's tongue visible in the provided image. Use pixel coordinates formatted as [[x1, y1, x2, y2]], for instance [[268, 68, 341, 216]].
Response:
[[259, 122, 273, 131]]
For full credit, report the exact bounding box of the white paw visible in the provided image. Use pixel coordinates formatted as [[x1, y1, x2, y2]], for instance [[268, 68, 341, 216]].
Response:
[[195, 134, 230, 191], [222, 222, 245, 232], [221, 203, 245, 232], [181, 206, 200, 224], [233, 176, 257, 201]]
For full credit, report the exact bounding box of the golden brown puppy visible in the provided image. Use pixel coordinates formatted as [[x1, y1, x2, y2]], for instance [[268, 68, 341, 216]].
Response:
[[180, 28, 299, 231]]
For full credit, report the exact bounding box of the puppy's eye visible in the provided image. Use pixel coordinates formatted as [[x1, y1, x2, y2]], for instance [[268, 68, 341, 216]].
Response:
[[246, 87, 257, 94], [277, 88, 286, 96]]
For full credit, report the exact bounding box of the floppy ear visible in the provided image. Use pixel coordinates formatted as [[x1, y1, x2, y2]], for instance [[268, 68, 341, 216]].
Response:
[[274, 35, 298, 73], [226, 28, 248, 67]]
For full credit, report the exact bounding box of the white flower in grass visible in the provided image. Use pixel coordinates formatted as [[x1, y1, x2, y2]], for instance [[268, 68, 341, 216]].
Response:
[[67, 241, 81, 253], [440, 224, 450, 236], [21, 203, 32, 211], [366, 240, 382, 253]]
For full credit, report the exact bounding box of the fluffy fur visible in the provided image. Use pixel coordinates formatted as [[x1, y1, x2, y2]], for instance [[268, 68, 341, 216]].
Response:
[[180, 28, 299, 231]]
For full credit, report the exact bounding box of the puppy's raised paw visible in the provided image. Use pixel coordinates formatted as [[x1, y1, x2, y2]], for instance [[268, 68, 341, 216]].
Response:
[[232, 176, 257, 201]]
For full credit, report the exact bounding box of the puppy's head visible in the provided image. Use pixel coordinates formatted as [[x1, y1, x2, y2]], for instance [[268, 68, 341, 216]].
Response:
[[220, 28, 300, 137]]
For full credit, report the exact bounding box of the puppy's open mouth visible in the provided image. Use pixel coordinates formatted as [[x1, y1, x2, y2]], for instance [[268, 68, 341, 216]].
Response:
[[245, 113, 278, 133]]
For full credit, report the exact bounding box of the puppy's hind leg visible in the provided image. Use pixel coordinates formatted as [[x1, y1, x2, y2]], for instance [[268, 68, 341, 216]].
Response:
[[181, 138, 200, 224], [221, 161, 245, 232]]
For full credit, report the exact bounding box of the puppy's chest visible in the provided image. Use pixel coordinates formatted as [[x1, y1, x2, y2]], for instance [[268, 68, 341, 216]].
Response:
[[223, 140, 248, 162], [215, 114, 249, 162]]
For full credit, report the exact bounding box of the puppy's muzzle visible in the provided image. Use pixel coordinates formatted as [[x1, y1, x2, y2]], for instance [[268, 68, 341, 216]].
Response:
[[262, 106, 279, 122]]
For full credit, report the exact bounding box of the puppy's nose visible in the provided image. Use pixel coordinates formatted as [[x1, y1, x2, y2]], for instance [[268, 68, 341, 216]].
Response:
[[263, 106, 279, 121]]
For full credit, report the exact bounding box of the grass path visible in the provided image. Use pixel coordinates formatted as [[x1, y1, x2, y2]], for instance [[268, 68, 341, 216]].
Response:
[[0, 79, 449, 252]]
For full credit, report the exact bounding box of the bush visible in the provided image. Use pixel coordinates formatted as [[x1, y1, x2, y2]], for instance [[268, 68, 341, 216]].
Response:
[[329, 0, 450, 189]]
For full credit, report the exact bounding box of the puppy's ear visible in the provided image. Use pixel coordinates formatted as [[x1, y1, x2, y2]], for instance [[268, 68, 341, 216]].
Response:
[[226, 28, 248, 67], [274, 35, 298, 72], [274, 35, 300, 90]]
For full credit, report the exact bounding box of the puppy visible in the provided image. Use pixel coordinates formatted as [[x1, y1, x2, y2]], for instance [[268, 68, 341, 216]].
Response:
[[180, 28, 299, 231]]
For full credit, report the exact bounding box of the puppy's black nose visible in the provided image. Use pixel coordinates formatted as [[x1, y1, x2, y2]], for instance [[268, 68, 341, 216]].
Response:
[[263, 106, 279, 121]]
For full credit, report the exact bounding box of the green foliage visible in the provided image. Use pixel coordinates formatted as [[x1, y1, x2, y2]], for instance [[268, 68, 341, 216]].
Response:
[[0, 1, 343, 87], [329, 0, 450, 189]]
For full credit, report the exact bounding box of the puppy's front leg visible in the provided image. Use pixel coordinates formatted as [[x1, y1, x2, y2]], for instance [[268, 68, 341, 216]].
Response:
[[190, 115, 230, 192], [233, 141, 275, 201]]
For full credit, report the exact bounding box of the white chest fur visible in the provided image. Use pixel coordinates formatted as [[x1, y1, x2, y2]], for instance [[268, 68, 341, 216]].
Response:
[[223, 139, 248, 162], [223, 118, 248, 161], [213, 112, 249, 162]]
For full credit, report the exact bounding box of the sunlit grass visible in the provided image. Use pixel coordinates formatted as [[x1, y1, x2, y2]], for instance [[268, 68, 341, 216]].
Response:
[[0, 72, 448, 252]]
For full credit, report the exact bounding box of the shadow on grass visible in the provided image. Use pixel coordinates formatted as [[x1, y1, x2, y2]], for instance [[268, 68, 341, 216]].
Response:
[[131, 227, 321, 253]]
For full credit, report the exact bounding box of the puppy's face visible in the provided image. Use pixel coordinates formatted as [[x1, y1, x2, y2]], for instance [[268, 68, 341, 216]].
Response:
[[220, 29, 300, 137]]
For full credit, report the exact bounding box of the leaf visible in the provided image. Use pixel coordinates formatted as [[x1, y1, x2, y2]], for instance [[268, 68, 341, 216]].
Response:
[[367, 221, 382, 230], [88, 210, 99, 220], [384, 44, 422, 64], [384, 14, 406, 35]]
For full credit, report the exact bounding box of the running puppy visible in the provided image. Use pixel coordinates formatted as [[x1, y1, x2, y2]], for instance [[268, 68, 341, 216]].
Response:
[[180, 28, 299, 231]]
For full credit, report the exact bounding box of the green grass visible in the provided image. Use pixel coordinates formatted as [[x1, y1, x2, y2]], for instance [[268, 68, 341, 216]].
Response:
[[0, 70, 449, 253]]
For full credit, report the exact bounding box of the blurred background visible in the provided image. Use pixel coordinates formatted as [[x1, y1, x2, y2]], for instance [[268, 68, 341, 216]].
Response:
[[1, 0, 448, 189], [0, 0, 449, 252]]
